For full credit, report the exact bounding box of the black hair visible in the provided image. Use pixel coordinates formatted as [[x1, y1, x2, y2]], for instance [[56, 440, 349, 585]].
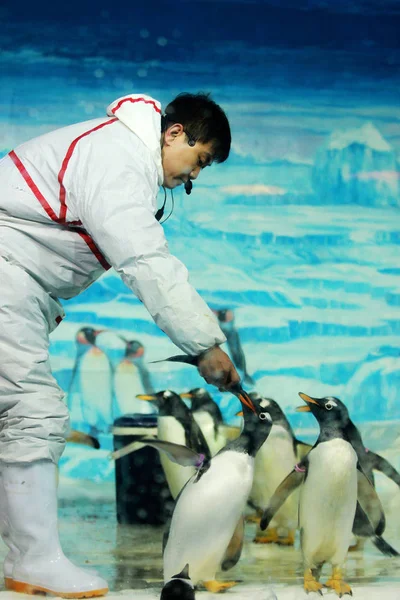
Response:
[[163, 92, 231, 163]]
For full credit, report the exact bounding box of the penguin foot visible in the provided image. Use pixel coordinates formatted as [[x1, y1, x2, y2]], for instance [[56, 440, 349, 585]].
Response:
[[348, 538, 365, 553], [304, 569, 323, 595], [253, 527, 279, 544], [324, 568, 352, 597], [275, 530, 296, 546], [245, 513, 261, 524], [203, 580, 240, 593]]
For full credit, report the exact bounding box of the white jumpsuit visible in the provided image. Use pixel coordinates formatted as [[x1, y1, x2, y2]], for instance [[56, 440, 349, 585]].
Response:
[[0, 94, 226, 464]]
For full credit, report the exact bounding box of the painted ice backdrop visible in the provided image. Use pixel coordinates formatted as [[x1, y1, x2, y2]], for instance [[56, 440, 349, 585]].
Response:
[[1, 0, 399, 481]]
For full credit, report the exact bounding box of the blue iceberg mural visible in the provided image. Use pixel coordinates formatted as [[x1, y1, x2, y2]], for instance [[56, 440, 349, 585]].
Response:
[[1, 0, 399, 481]]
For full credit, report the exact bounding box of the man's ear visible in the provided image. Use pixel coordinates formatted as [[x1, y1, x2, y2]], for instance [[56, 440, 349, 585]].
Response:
[[164, 123, 184, 145]]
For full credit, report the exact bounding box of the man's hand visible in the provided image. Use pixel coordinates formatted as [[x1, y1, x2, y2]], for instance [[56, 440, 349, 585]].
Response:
[[197, 346, 240, 391]]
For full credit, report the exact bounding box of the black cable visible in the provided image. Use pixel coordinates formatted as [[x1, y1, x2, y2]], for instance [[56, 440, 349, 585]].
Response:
[[160, 189, 175, 224]]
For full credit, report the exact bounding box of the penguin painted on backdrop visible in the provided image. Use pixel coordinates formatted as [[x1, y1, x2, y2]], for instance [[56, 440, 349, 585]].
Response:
[[67, 327, 113, 436], [136, 391, 273, 593], [124, 340, 155, 394], [260, 392, 391, 597], [214, 309, 255, 386], [161, 564, 195, 600], [136, 390, 211, 499], [248, 392, 312, 546], [114, 339, 156, 416], [180, 388, 226, 456]]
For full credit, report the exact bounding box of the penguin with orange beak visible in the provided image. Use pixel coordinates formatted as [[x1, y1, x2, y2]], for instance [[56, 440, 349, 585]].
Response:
[[260, 392, 391, 597], [180, 388, 226, 456], [137, 390, 273, 593], [136, 390, 211, 499]]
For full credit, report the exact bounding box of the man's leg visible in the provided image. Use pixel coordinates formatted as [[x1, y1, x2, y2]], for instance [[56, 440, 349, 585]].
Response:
[[0, 257, 108, 597]]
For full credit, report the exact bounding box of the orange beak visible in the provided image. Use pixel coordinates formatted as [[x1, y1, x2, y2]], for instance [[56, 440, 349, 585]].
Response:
[[136, 394, 157, 401], [237, 391, 257, 414], [180, 393, 193, 399], [296, 392, 319, 412]]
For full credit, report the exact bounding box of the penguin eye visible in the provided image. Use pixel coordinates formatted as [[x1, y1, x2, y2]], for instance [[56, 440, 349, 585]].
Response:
[[325, 402, 334, 411], [259, 412, 271, 421]]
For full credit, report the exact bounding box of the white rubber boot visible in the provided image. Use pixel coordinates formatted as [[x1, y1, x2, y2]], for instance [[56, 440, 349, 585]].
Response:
[[0, 460, 109, 598], [0, 466, 99, 587]]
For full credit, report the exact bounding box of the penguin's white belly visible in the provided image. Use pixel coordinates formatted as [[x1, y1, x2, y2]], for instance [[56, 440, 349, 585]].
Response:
[[158, 417, 195, 499], [193, 412, 226, 456], [251, 427, 298, 528], [300, 439, 357, 567], [164, 450, 254, 584]]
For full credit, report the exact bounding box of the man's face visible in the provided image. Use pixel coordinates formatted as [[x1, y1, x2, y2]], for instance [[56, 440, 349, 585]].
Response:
[[162, 124, 214, 189]]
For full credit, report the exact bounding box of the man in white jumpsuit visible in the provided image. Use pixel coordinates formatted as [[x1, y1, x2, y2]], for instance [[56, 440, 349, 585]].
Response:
[[0, 91, 240, 596]]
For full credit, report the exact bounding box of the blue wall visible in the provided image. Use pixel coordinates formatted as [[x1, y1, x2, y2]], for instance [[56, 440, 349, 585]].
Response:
[[1, 0, 399, 480]]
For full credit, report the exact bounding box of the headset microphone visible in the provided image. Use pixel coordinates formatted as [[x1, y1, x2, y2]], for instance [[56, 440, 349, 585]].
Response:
[[184, 180, 193, 195]]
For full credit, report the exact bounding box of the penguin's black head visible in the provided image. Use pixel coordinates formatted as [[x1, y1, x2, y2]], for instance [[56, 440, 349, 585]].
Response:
[[238, 394, 273, 455], [136, 390, 187, 416], [297, 392, 350, 429], [249, 392, 286, 425], [180, 387, 213, 410], [161, 564, 195, 600], [160, 579, 195, 600]]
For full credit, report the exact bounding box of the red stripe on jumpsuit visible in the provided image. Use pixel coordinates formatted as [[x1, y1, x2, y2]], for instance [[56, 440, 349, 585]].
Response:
[[111, 96, 161, 114], [8, 123, 115, 270], [57, 118, 118, 224]]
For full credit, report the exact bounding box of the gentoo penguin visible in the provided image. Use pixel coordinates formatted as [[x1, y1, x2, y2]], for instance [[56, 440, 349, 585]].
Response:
[[137, 391, 273, 592], [214, 309, 255, 386], [161, 564, 195, 600], [310, 395, 400, 555], [180, 388, 226, 456], [248, 392, 311, 545], [136, 390, 211, 499], [261, 392, 389, 597]]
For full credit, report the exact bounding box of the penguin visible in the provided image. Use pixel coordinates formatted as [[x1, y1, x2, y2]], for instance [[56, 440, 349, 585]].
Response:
[[351, 447, 400, 553], [180, 388, 226, 456], [67, 327, 113, 436], [136, 390, 273, 592], [161, 564, 195, 600], [136, 390, 211, 499], [312, 396, 400, 555], [260, 392, 390, 597], [214, 309, 255, 386], [248, 392, 311, 546]]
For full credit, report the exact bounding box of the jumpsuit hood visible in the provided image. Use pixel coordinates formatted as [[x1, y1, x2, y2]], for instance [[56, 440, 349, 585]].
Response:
[[107, 94, 164, 186]]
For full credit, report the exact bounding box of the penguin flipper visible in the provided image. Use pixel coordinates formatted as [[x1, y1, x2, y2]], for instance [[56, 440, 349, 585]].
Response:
[[352, 502, 375, 537], [136, 437, 205, 468], [294, 439, 313, 461], [221, 515, 245, 571], [187, 422, 212, 461], [369, 451, 400, 488], [260, 467, 305, 531], [357, 467, 386, 536], [372, 535, 400, 557]]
